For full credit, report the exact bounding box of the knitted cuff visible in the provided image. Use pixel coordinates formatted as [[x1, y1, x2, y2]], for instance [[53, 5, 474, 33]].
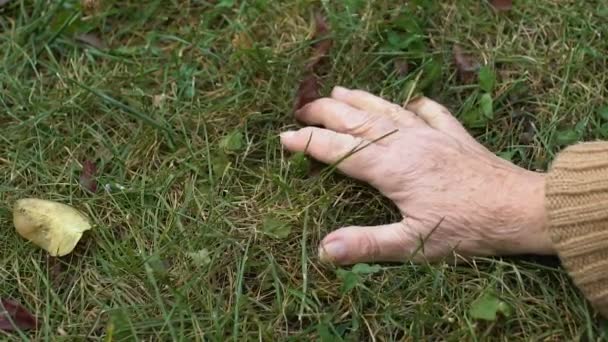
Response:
[[546, 142, 608, 318]]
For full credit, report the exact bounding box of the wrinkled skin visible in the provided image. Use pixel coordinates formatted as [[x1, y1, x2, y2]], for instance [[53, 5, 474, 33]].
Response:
[[280, 87, 552, 264]]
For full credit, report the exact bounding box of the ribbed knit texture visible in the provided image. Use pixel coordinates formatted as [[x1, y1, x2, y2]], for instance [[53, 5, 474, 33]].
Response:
[[546, 142, 608, 318]]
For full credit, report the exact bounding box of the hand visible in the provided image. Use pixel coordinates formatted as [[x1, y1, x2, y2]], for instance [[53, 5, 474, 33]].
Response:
[[280, 87, 553, 264]]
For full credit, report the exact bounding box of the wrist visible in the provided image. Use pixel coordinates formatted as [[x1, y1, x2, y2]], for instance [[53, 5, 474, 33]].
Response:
[[508, 171, 554, 255]]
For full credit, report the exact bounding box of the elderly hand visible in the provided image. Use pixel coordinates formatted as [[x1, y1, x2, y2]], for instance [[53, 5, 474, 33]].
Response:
[[280, 87, 553, 264]]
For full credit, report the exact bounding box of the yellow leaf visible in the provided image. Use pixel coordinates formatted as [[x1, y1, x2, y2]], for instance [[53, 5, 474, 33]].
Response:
[[13, 199, 91, 256]]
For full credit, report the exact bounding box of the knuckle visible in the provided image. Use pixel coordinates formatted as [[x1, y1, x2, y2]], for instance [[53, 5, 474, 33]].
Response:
[[328, 133, 354, 152], [360, 233, 381, 261], [439, 108, 453, 117], [385, 104, 406, 120], [297, 98, 331, 118], [298, 127, 318, 140], [312, 97, 334, 110], [343, 115, 376, 135], [349, 90, 367, 98]]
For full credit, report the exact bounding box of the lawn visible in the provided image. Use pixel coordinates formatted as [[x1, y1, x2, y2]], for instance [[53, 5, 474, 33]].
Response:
[[1, 0, 608, 340]]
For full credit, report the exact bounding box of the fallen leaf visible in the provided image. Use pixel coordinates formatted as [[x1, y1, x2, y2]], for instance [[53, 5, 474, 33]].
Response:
[[152, 94, 167, 108], [0, 0, 11, 7], [79, 160, 97, 193], [453, 45, 480, 84], [47, 256, 64, 288], [75, 33, 106, 49], [0, 299, 37, 332], [490, 0, 513, 12], [294, 74, 321, 113], [81, 0, 102, 15], [57, 326, 68, 336], [519, 118, 536, 144], [13, 198, 92, 256], [519, 131, 535, 144], [394, 58, 410, 77], [305, 13, 333, 70], [231, 32, 252, 50], [294, 12, 333, 112]]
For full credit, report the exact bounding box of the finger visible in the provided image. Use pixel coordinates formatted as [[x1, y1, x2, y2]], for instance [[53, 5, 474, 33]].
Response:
[[331, 86, 423, 127], [406, 97, 496, 157], [318, 221, 417, 265], [296, 98, 397, 139], [405, 97, 470, 138], [280, 127, 379, 180]]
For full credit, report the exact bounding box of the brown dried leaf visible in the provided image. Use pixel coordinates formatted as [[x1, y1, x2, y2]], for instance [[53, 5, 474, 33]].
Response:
[[490, 0, 513, 11], [453, 45, 480, 84], [75, 33, 106, 49], [153, 94, 167, 108], [81, 0, 102, 15], [231, 32, 252, 50], [305, 13, 332, 69], [48, 256, 65, 288], [394, 58, 410, 77], [0, 299, 37, 332], [79, 160, 97, 193], [294, 75, 321, 113], [294, 12, 333, 112]]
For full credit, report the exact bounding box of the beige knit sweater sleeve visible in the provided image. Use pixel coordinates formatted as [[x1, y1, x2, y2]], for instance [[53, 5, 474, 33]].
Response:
[[546, 141, 608, 317]]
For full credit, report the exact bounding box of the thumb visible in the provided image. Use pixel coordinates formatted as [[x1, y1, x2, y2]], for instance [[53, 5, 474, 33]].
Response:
[[318, 221, 418, 265]]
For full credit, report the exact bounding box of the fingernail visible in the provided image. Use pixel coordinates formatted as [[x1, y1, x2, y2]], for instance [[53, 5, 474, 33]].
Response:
[[332, 86, 349, 98], [319, 240, 347, 263]]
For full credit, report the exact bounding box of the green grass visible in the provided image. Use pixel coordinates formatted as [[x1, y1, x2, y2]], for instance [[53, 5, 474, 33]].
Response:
[[1, 0, 608, 340]]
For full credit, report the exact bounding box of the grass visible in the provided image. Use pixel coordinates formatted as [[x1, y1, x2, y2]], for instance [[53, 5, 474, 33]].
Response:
[[1, 0, 608, 340]]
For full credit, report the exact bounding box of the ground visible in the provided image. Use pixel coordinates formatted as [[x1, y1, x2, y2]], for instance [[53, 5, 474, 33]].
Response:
[[1, 0, 608, 340]]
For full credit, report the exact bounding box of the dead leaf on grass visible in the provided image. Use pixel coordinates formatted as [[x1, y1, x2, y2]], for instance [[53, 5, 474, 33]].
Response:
[[453, 45, 480, 84], [294, 75, 321, 113], [81, 0, 102, 15], [231, 32, 252, 50], [75, 33, 106, 50], [13, 198, 92, 256], [79, 160, 98, 193], [394, 58, 410, 77], [0, 299, 37, 332], [490, 0, 513, 12], [47, 256, 66, 288], [305, 12, 332, 70], [294, 12, 333, 112], [153, 94, 168, 108]]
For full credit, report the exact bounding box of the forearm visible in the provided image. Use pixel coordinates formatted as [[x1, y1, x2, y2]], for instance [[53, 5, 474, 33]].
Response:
[[546, 141, 608, 317]]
